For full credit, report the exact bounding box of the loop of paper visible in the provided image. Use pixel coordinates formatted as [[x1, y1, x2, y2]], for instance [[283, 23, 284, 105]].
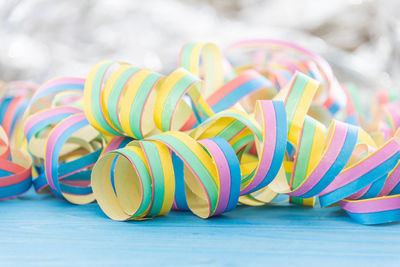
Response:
[[77, 41, 400, 224], [1, 39, 399, 225], [22, 78, 105, 204], [0, 82, 36, 199]]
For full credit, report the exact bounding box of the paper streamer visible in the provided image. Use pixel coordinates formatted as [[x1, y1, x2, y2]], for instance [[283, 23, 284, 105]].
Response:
[[1, 39, 399, 225], [82, 41, 400, 224], [0, 125, 32, 199], [0, 82, 36, 199], [23, 78, 106, 204]]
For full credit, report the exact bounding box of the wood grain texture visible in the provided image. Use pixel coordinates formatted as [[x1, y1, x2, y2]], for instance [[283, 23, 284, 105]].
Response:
[[0, 189, 399, 266]]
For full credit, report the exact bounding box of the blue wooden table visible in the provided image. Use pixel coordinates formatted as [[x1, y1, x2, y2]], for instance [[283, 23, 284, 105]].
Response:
[[1, 188, 399, 266]]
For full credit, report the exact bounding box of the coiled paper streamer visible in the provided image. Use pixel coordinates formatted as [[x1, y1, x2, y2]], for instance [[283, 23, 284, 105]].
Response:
[[2, 39, 397, 225], [0, 126, 32, 199], [0, 82, 37, 199], [81, 40, 400, 224], [23, 78, 107, 204]]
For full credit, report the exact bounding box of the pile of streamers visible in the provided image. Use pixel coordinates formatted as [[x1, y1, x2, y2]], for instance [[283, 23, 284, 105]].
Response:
[[1, 39, 400, 225]]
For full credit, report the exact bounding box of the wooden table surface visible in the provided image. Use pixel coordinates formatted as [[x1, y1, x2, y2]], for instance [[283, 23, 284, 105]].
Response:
[[1, 189, 399, 266]]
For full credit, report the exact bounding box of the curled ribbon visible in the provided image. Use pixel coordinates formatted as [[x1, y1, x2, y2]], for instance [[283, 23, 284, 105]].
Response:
[[80, 41, 400, 224], [23, 78, 106, 204], [0, 82, 35, 199], [1, 39, 398, 225], [0, 126, 32, 199]]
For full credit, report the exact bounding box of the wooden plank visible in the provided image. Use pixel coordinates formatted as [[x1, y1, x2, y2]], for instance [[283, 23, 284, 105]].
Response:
[[0, 189, 399, 265]]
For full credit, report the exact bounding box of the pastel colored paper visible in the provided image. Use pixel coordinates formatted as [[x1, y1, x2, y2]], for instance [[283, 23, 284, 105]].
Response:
[[1, 39, 399, 225]]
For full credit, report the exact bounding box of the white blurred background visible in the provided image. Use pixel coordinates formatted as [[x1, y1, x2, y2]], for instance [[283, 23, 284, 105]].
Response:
[[1, 0, 400, 92]]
